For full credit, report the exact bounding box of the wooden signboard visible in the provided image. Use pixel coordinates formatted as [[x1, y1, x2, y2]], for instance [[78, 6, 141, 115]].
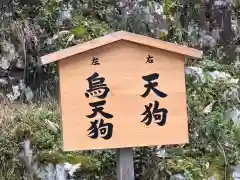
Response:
[[41, 31, 202, 151]]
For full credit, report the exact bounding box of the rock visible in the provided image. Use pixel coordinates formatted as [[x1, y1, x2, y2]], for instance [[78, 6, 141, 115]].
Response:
[[208, 71, 239, 84], [46, 38, 53, 45], [170, 173, 186, 180], [0, 56, 11, 70], [233, 171, 240, 180], [6, 84, 21, 102], [200, 34, 216, 49], [36, 164, 68, 180], [227, 107, 240, 122], [214, 0, 231, 7], [45, 119, 59, 134], [36, 163, 81, 180], [232, 165, 240, 180], [58, 3, 73, 27], [156, 147, 168, 158], [3, 79, 32, 102], [16, 57, 25, 69], [36, 151, 98, 179], [143, 1, 163, 15], [0, 67, 9, 77], [155, 3, 163, 15], [52, 31, 70, 41], [203, 101, 216, 114], [186, 65, 239, 85], [0, 78, 8, 86], [0, 40, 19, 70], [185, 66, 205, 83], [64, 162, 81, 178], [223, 86, 240, 102], [55, 164, 67, 180]]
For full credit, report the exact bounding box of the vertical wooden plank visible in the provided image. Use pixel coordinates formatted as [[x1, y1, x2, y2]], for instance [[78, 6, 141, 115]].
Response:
[[116, 148, 135, 180]]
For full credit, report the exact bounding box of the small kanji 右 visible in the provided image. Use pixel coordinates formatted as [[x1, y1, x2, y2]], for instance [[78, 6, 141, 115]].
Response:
[[85, 72, 110, 99], [146, 55, 154, 64]]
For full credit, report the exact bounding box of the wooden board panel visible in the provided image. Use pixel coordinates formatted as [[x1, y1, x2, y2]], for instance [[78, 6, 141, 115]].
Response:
[[58, 40, 189, 151]]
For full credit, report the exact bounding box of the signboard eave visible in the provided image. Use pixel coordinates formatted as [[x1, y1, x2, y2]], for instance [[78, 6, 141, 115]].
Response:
[[40, 31, 203, 65]]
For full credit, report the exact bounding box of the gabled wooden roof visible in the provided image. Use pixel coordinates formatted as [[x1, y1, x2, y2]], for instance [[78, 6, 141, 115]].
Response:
[[40, 31, 203, 65]]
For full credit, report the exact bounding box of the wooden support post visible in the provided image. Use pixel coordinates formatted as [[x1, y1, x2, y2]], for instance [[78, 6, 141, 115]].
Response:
[[116, 148, 135, 180]]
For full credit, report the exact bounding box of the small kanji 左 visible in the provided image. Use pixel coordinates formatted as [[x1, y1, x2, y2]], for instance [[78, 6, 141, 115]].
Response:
[[91, 57, 100, 65]]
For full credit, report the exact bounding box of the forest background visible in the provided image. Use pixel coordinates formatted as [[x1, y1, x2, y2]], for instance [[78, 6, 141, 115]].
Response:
[[0, 0, 239, 179]]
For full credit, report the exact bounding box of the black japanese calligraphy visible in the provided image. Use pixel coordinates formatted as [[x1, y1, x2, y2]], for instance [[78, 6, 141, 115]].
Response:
[[87, 119, 113, 140], [141, 101, 168, 126], [86, 100, 113, 119], [146, 55, 154, 63], [141, 73, 167, 98], [85, 72, 113, 140], [91, 57, 100, 65], [85, 72, 110, 99]]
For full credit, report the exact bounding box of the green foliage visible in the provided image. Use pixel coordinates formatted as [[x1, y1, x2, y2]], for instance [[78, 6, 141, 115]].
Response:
[[0, 102, 99, 179], [37, 151, 100, 171], [0, 0, 240, 179], [71, 25, 86, 38], [0, 63, 239, 180], [163, 0, 178, 16], [12, 106, 60, 149], [37, 0, 63, 34], [71, 9, 112, 40]]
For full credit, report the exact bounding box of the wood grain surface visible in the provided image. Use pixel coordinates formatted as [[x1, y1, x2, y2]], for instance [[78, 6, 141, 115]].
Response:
[[58, 40, 189, 151]]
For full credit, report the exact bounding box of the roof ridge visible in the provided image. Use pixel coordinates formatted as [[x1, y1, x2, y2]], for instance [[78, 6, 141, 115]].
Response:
[[40, 31, 203, 65]]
